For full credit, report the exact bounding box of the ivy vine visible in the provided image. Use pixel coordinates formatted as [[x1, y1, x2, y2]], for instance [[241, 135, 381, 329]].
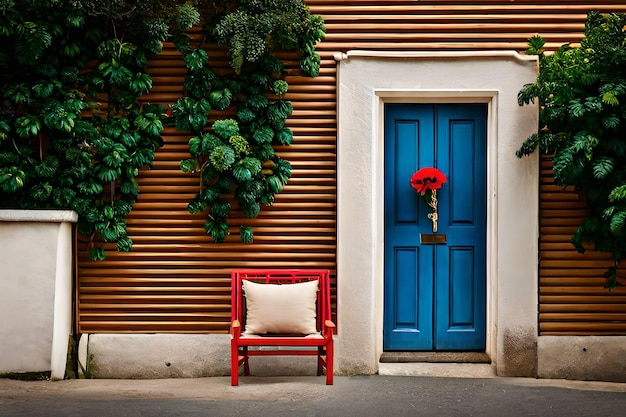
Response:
[[0, 0, 198, 259], [172, 0, 325, 243], [517, 12, 626, 288]]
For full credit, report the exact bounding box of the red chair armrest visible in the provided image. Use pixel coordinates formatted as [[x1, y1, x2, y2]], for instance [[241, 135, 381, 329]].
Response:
[[231, 320, 241, 339], [323, 320, 336, 338]]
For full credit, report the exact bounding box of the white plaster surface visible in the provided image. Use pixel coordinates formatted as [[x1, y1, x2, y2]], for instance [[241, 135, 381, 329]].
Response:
[[0, 210, 76, 379], [335, 52, 539, 376], [0, 209, 78, 223]]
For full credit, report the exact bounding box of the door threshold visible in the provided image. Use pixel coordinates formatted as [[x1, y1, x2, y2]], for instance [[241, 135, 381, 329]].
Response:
[[379, 362, 495, 378], [380, 351, 490, 363]]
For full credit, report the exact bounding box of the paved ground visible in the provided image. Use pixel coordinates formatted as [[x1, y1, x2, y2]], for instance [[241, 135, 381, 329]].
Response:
[[1, 375, 625, 417]]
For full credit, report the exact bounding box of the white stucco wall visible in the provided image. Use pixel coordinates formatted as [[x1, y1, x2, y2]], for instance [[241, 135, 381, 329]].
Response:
[[334, 51, 539, 376], [0, 209, 77, 380]]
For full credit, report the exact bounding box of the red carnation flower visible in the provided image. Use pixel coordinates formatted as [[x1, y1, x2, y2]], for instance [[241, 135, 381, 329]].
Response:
[[410, 167, 447, 195]]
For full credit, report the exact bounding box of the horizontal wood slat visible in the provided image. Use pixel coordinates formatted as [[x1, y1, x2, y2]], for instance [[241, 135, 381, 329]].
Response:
[[539, 155, 626, 336], [308, 0, 626, 53], [78, 1, 626, 335]]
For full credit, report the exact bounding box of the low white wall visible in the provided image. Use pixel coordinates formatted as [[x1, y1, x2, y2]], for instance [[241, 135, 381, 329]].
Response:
[[0, 209, 77, 380]]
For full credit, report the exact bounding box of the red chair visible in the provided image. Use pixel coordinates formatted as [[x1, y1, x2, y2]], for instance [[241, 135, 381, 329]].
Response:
[[230, 269, 335, 386]]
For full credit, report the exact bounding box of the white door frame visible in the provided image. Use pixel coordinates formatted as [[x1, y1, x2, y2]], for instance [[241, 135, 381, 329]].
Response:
[[335, 51, 539, 377]]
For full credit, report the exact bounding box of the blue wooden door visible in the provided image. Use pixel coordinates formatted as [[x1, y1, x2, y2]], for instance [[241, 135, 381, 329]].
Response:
[[383, 103, 487, 351]]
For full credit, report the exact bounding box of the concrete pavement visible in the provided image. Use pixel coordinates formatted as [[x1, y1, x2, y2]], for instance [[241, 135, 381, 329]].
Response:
[[1, 375, 625, 417]]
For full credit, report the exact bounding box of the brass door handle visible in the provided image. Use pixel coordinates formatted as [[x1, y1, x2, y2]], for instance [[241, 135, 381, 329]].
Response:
[[426, 190, 439, 233]]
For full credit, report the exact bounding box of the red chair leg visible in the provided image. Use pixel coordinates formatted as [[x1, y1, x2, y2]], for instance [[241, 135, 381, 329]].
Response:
[[242, 347, 250, 376], [325, 340, 334, 385], [317, 346, 323, 376], [231, 341, 239, 386]]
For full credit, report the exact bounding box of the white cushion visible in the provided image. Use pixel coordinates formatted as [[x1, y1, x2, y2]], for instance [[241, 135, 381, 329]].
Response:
[[242, 279, 318, 335]]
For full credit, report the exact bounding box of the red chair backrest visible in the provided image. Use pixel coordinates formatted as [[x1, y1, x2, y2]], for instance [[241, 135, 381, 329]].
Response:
[[231, 269, 331, 332]]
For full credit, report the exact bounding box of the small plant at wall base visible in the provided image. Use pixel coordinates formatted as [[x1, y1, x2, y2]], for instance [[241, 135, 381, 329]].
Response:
[[517, 12, 626, 289], [0, 1, 199, 259], [172, 0, 325, 243]]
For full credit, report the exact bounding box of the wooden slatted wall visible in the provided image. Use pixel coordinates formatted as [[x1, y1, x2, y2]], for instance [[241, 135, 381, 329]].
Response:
[[78, 1, 626, 334], [540, 157, 626, 335], [77, 39, 338, 333]]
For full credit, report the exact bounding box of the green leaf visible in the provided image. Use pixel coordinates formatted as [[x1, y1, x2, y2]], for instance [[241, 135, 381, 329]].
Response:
[[584, 97, 602, 113], [184, 48, 209, 72], [299, 54, 320, 77], [32, 182, 52, 202], [255, 143, 275, 161], [104, 206, 115, 220], [206, 219, 229, 243], [180, 158, 198, 173], [239, 225, 253, 244], [15, 116, 41, 138], [233, 165, 252, 182], [261, 192, 275, 206], [568, 100, 585, 118], [188, 136, 202, 155], [242, 157, 262, 176], [77, 180, 104, 196], [253, 126, 274, 144], [228, 135, 249, 155], [237, 107, 256, 123], [100, 225, 119, 242], [34, 157, 59, 178], [272, 80, 289, 96], [608, 185, 626, 203], [276, 127, 293, 145], [209, 88, 233, 110], [96, 166, 120, 182], [201, 133, 222, 155], [211, 201, 231, 218], [609, 211, 626, 235], [601, 91, 619, 106], [602, 115, 620, 130], [209, 146, 236, 171], [592, 157, 614, 180], [89, 247, 107, 261], [274, 159, 292, 180], [212, 119, 239, 138], [15, 22, 52, 64], [188, 196, 207, 214], [247, 94, 269, 111], [201, 187, 220, 204], [267, 175, 283, 193], [116, 236, 133, 252], [120, 180, 139, 197], [135, 113, 163, 137], [129, 73, 153, 95]]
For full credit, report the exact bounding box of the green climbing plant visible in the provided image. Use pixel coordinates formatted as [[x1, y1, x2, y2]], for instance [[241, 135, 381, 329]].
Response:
[[0, 0, 199, 259], [172, 0, 325, 243], [517, 12, 626, 289]]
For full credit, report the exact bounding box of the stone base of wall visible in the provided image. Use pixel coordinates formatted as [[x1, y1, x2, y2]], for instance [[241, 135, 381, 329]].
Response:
[[81, 334, 318, 379], [81, 334, 626, 383], [538, 336, 626, 383]]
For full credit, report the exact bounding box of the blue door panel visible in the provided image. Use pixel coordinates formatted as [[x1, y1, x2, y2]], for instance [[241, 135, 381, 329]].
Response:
[[449, 120, 477, 224], [384, 246, 433, 350], [395, 248, 418, 327], [395, 121, 420, 224], [384, 103, 486, 351]]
